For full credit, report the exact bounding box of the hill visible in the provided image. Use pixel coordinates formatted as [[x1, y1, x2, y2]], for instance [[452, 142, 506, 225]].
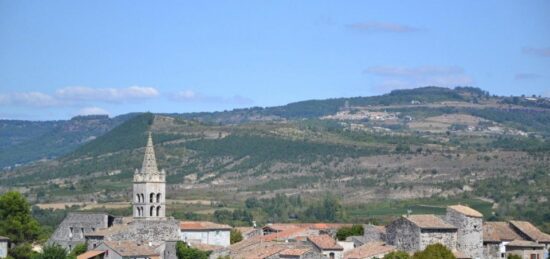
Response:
[[1, 86, 549, 231]]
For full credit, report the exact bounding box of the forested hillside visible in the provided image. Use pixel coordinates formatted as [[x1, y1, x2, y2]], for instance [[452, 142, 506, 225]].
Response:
[[1, 86, 550, 232]]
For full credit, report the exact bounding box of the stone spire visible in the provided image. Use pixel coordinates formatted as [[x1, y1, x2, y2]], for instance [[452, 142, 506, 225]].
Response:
[[141, 132, 158, 175]]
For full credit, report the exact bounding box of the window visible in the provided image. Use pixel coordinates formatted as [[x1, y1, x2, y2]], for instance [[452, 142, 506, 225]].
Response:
[[140, 193, 145, 203], [80, 228, 84, 238], [329, 252, 335, 259], [93, 244, 97, 248], [156, 193, 161, 203], [69, 227, 73, 238], [136, 194, 140, 203], [150, 193, 155, 203], [150, 206, 154, 216], [156, 206, 161, 216]]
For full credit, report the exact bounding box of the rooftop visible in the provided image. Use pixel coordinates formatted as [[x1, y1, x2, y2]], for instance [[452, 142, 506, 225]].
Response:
[[180, 221, 232, 231], [448, 205, 483, 218], [103, 241, 159, 257], [76, 250, 106, 259], [0, 236, 9, 241], [483, 222, 521, 242], [307, 235, 343, 251], [279, 248, 311, 256], [403, 214, 457, 230], [344, 242, 395, 259], [509, 220, 550, 242], [506, 239, 544, 248]]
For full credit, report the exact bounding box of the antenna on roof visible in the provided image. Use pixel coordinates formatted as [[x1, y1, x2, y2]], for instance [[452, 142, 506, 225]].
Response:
[[252, 220, 257, 228], [407, 209, 412, 217]]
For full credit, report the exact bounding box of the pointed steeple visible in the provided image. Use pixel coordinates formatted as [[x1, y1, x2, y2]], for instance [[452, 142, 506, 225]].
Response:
[[141, 132, 159, 175]]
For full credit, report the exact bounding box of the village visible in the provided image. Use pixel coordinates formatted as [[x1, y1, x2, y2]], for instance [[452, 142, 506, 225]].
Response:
[[31, 134, 549, 259]]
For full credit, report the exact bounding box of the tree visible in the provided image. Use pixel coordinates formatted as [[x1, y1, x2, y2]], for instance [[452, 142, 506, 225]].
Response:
[[175, 241, 209, 259], [67, 243, 87, 258], [336, 225, 363, 241], [0, 192, 41, 244], [0, 192, 42, 259], [412, 244, 455, 259], [383, 251, 411, 259], [230, 229, 243, 244], [32, 244, 67, 259]]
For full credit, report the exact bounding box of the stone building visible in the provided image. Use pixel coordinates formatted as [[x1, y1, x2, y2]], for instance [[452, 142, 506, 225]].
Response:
[[445, 205, 483, 259], [483, 221, 549, 259], [133, 132, 166, 219], [385, 214, 458, 253], [307, 235, 344, 259], [343, 242, 396, 259], [179, 221, 231, 247], [49, 213, 116, 251]]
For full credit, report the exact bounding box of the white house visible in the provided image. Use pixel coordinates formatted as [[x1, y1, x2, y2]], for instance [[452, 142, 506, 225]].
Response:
[[307, 235, 344, 259], [0, 236, 8, 259], [179, 221, 231, 247]]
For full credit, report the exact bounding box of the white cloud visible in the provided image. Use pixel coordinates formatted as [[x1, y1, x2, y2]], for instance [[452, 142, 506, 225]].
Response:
[[347, 22, 419, 33], [56, 86, 159, 102], [522, 47, 550, 57], [77, 107, 109, 116], [0, 91, 58, 107], [364, 65, 474, 92]]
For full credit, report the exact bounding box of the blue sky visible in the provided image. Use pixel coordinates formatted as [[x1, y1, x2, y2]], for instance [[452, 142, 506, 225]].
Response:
[[0, 1, 549, 120]]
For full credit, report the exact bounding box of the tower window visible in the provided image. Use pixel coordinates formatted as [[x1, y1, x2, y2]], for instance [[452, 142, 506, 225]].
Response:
[[69, 227, 73, 238], [156, 193, 161, 203], [136, 194, 140, 203], [150, 193, 155, 203], [150, 206, 154, 216], [156, 206, 161, 216]]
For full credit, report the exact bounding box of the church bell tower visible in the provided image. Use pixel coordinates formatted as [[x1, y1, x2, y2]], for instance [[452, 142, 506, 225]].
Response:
[[133, 132, 166, 219]]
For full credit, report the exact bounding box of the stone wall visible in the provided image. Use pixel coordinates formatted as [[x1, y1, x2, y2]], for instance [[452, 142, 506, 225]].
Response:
[[49, 213, 112, 251], [362, 224, 386, 243], [483, 242, 502, 259], [181, 229, 230, 247], [105, 218, 180, 243], [418, 229, 457, 252], [446, 208, 483, 259], [386, 217, 421, 252]]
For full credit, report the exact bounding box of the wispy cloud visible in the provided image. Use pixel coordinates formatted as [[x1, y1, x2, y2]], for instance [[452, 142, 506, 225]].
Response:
[[515, 73, 542, 80], [77, 107, 109, 116], [0, 86, 160, 108], [56, 86, 159, 102], [364, 65, 474, 91], [171, 90, 253, 105], [522, 47, 550, 57], [347, 21, 419, 33]]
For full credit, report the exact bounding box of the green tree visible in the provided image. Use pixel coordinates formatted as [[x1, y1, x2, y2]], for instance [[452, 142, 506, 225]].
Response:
[[175, 241, 209, 259], [383, 251, 411, 259], [32, 244, 67, 259], [67, 243, 87, 258], [0, 192, 42, 259], [336, 225, 363, 241], [412, 244, 455, 259], [230, 229, 243, 244]]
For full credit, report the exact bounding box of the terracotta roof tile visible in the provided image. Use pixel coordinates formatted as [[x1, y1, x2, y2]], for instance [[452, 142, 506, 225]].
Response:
[[103, 241, 159, 257], [448, 205, 483, 218], [506, 239, 544, 248], [344, 242, 395, 259], [279, 248, 311, 256], [180, 221, 232, 231], [307, 235, 343, 250], [403, 214, 457, 230], [76, 250, 106, 259], [483, 222, 521, 242], [509, 220, 550, 242]]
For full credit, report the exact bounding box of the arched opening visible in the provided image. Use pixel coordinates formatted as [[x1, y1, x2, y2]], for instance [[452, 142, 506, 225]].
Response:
[[150, 192, 155, 203], [140, 194, 145, 203], [136, 194, 140, 203], [156, 206, 161, 216], [150, 206, 154, 216], [156, 193, 161, 203], [329, 252, 335, 259]]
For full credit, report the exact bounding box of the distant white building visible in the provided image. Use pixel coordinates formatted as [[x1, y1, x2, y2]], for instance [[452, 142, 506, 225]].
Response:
[[0, 236, 9, 259], [180, 221, 231, 247]]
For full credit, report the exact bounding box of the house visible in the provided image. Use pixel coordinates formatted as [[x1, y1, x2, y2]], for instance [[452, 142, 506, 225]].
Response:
[[509, 221, 550, 250], [0, 236, 9, 259], [445, 205, 483, 259], [77, 250, 106, 259], [385, 214, 457, 253], [307, 235, 344, 259], [344, 242, 396, 259], [49, 212, 116, 251], [235, 227, 263, 240], [483, 221, 548, 259], [179, 221, 232, 247]]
